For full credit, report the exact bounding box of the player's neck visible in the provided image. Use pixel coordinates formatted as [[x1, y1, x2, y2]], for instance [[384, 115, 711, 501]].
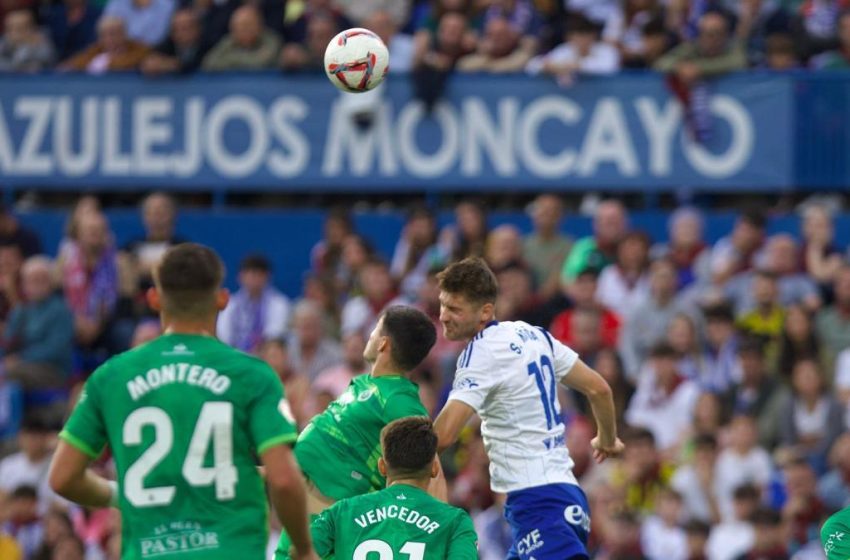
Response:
[[162, 315, 218, 337], [370, 358, 405, 378], [468, 316, 496, 341], [387, 478, 430, 492]]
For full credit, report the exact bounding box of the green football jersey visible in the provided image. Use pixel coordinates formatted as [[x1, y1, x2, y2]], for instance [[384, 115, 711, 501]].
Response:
[[294, 373, 428, 501], [60, 333, 298, 560], [822, 507, 850, 560], [276, 485, 478, 560]]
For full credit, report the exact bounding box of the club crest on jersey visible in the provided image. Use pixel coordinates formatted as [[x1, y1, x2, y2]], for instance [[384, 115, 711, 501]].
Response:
[[358, 388, 376, 402], [454, 377, 479, 391]]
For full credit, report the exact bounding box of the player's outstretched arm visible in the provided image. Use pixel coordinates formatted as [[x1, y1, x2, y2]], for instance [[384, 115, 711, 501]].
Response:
[[261, 444, 318, 560], [560, 359, 624, 463], [434, 400, 476, 452], [48, 440, 114, 509]]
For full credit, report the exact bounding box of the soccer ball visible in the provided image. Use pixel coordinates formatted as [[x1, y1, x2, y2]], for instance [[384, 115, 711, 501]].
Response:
[[324, 28, 389, 93]]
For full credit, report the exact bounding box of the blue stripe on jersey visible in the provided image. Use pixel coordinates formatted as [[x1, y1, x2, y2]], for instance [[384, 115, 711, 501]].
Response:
[[536, 327, 555, 353], [464, 341, 475, 367], [458, 347, 468, 368]]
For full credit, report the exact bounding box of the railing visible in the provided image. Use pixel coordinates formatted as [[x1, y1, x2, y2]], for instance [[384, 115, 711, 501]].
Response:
[[0, 71, 848, 192]]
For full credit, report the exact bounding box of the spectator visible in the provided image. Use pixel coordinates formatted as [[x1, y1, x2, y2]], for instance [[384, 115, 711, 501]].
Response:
[[279, 10, 335, 71], [734, 271, 785, 356], [566, 0, 622, 43], [596, 231, 651, 320], [564, 305, 607, 365], [777, 358, 843, 473], [734, 508, 787, 559], [60, 15, 149, 73], [727, 234, 821, 314], [762, 32, 801, 69], [439, 199, 489, 262], [0, 243, 23, 329], [684, 520, 711, 560], [798, 0, 850, 53], [705, 484, 759, 560], [1, 486, 42, 558], [550, 267, 621, 351], [2, 256, 74, 390], [390, 206, 442, 299], [709, 210, 767, 287], [818, 433, 850, 512], [258, 338, 309, 426], [0, 204, 41, 258], [411, 11, 475, 110], [688, 391, 728, 446], [651, 207, 711, 291], [129, 318, 159, 347], [608, 427, 674, 515], [655, 10, 747, 81], [775, 304, 822, 382], [594, 348, 635, 431], [363, 9, 415, 72], [640, 487, 688, 560], [781, 457, 826, 553], [342, 259, 406, 337], [58, 210, 120, 353], [283, 0, 351, 45], [51, 535, 85, 560], [494, 264, 543, 324], [301, 273, 341, 339], [217, 254, 290, 353], [102, 0, 174, 46], [526, 14, 620, 84], [482, 0, 540, 38], [32, 510, 74, 560], [619, 258, 691, 381], [484, 225, 524, 273], [594, 509, 645, 560], [202, 5, 280, 71], [338, 234, 376, 297], [523, 194, 572, 300], [44, 0, 101, 61], [671, 433, 722, 524], [333, 0, 409, 30], [813, 12, 850, 67], [310, 207, 353, 274], [815, 263, 850, 373], [734, 0, 794, 65], [616, 1, 668, 66], [0, 10, 54, 72], [0, 416, 58, 513], [141, 8, 205, 74], [714, 415, 773, 523], [721, 338, 784, 449], [309, 329, 365, 412], [456, 14, 535, 72], [287, 299, 343, 381], [667, 313, 708, 385], [800, 204, 844, 297], [702, 303, 740, 393], [562, 199, 628, 283], [625, 342, 701, 452]]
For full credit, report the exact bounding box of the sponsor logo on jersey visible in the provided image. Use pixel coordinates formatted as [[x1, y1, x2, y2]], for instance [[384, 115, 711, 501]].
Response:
[[141, 523, 220, 557], [163, 344, 194, 356], [517, 529, 544, 555], [564, 505, 591, 532], [454, 377, 479, 390], [824, 530, 844, 555], [357, 388, 376, 402]]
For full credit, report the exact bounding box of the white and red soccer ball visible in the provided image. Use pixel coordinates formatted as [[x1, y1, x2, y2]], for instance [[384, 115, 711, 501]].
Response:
[[324, 28, 389, 93]]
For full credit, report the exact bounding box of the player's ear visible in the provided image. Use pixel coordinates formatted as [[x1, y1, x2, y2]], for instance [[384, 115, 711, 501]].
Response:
[[215, 288, 229, 311], [378, 457, 388, 477], [430, 457, 439, 479], [146, 287, 161, 312], [480, 302, 495, 321]]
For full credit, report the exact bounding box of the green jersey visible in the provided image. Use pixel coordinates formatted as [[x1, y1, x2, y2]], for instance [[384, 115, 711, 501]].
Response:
[[822, 507, 850, 560], [60, 334, 297, 560], [276, 485, 478, 560], [294, 373, 428, 501]]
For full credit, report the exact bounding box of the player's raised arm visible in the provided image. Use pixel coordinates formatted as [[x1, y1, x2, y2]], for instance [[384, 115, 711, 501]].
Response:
[[434, 400, 476, 452], [560, 359, 624, 463], [261, 445, 317, 560]]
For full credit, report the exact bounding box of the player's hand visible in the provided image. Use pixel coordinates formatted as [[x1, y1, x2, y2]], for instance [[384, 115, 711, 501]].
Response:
[[591, 437, 624, 464]]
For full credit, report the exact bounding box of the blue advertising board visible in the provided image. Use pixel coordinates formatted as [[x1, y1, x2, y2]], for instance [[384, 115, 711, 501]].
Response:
[[0, 72, 798, 191]]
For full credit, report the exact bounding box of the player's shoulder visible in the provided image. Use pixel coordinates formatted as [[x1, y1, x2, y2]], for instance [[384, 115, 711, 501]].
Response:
[[458, 320, 553, 370]]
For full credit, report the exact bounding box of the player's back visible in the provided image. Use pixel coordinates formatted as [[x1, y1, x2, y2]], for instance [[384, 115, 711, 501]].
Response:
[[295, 484, 478, 559], [61, 333, 296, 560], [449, 320, 580, 493]]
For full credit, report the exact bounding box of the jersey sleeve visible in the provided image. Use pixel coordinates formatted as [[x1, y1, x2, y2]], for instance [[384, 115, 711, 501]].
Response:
[[446, 511, 479, 559], [822, 511, 850, 560], [310, 504, 337, 558], [249, 363, 299, 455], [383, 389, 428, 422], [59, 370, 108, 459], [540, 328, 579, 381], [447, 341, 499, 412]]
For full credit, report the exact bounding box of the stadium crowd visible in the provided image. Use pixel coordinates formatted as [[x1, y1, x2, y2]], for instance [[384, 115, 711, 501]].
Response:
[[0, 192, 849, 559]]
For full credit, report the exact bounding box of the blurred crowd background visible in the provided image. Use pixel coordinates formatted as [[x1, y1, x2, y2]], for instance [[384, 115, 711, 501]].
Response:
[[1, 190, 850, 559]]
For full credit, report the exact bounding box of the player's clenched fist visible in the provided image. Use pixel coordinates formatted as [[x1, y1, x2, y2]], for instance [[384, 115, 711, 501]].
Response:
[[591, 437, 625, 463]]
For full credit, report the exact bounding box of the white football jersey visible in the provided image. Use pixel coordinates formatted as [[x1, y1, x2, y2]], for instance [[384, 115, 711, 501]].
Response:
[[448, 320, 580, 493]]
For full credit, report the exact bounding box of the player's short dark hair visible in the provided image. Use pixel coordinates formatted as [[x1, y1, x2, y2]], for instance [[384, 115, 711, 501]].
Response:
[[380, 306, 437, 372], [436, 257, 498, 306], [154, 243, 224, 318], [240, 254, 272, 273], [381, 416, 438, 478]]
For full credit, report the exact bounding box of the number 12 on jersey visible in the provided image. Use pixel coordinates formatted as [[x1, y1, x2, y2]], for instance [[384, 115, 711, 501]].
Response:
[[527, 356, 562, 429]]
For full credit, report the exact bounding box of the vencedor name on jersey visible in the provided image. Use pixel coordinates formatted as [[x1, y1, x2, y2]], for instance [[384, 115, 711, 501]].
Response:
[[127, 363, 231, 401]]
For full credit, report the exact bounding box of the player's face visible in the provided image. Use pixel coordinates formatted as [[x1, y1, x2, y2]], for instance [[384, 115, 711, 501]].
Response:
[[363, 317, 385, 363], [438, 291, 484, 341]]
